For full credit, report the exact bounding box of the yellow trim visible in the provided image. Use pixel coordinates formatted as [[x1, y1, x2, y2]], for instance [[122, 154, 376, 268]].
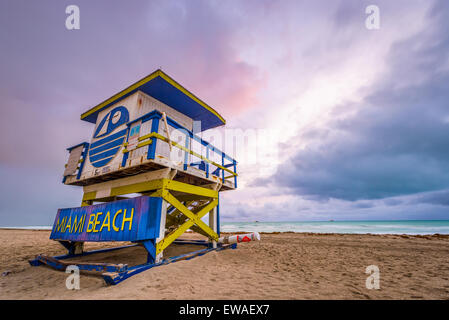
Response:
[[163, 192, 218, 240], [138, 133, 150, 141], [81, 200, 92, 207], [82, 191, 97, 202], [138, 132, 238, 177], [165, 200, 195, 226], [158, 71, 225, 124], [165, 180, 218, 198], [80, 69, 225, 125], [123, 139, 152, 153], [81, 70, 159, 121], [136, 140, 153, 148], [164, 201, 213, 238], [110, 179, 165, 197], [156, 195, 218, 253], [80, 178, 221, 255], [83, 178, 218, 201]]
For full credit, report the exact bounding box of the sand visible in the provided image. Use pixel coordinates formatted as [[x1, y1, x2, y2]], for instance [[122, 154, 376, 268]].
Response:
[[0, 229, 448, 299]]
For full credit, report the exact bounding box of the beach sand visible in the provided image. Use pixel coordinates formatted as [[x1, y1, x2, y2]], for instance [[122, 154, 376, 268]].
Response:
[[0, 229, 448, 299]]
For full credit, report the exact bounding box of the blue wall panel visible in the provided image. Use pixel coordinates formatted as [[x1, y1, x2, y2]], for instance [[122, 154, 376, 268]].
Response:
[[50, 196, 162, 242]]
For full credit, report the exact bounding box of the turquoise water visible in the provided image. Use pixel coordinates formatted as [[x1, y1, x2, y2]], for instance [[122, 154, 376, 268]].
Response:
[[220, 220, 449, 235], [0, 226, 52, 230], [2, 220, 449, 235]]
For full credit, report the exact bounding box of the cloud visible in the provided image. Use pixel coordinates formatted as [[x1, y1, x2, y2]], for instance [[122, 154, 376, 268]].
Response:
[[139, 1, 265, 117], [0, 0, 263, 169], [409, 189, 449, 206], [261, 1, 449, 202], [1, 0, 448, 225], [0, 0, 265, 225], [220, 190, 449, 222]]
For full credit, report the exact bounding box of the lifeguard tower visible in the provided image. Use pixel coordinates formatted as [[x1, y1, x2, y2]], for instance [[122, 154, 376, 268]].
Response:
[[29, 69, 257, 285]]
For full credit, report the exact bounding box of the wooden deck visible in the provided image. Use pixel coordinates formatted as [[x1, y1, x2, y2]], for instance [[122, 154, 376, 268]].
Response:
[[64, 156, 235, 191]]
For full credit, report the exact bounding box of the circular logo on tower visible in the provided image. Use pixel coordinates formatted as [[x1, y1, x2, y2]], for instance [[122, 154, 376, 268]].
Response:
[[89, 106, 129, 168]]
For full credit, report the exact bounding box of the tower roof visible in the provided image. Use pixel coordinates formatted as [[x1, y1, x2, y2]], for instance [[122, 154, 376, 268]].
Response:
[[80, 69, 225, 131]]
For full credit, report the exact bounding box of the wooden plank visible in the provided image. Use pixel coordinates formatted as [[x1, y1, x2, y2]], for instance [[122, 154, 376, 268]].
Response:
[[165, 200, 195, 227], [162, 111, 172, 151], [163, 193, 218, 240], [156, 197, 218, 253], [165, 200, 215, 239], [209, 206, 217, 248], [164, 179, 218, 198], [138, 132, 237, 176], [36, 255, 128, 273], [110, 179, 164, 197], [51, 196, 162, 243], [102, 244, 236, 285], [66, 159, 235, 192], [83, 168, 171, 194], [64, 145, 84, 176]]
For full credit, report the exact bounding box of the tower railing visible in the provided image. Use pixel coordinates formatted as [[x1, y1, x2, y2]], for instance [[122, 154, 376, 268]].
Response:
[[64, 110, 238, 187]]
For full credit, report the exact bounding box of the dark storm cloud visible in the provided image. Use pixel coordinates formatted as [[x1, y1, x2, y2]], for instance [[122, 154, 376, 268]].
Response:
[[352, 202, 375, 209], [409, 189, 449, 206], [264, 1, 449, 201]]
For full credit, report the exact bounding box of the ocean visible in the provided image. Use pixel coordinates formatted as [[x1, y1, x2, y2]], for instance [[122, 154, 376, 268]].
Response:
[[2, 220, 449, 235], [220, 220, 449, 235]]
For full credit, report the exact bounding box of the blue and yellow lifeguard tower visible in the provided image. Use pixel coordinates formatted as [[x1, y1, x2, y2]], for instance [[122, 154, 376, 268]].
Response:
[[29, 70, 241, 285]]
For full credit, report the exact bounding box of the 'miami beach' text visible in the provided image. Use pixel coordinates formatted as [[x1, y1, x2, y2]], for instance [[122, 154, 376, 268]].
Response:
[[54, 208, 134, 234]]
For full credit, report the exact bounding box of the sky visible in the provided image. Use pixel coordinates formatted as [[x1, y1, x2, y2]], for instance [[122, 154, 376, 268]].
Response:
[[1, 0, 449, 226]]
